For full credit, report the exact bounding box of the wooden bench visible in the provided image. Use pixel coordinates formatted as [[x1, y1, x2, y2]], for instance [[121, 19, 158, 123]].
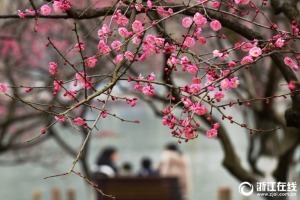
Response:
[[95, 177, 183, 200]]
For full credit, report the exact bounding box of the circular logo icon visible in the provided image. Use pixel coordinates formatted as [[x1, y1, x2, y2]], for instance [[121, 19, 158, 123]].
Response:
[[239, 182, 254, 196]]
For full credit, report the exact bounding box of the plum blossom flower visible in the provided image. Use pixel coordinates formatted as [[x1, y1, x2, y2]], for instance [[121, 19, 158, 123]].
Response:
[[97, 24, 111, 39], [206, 128, 218, 139], [193, 13, 207, 27], [198, 37, 206, 45], [74, 117, 85, 126], [186, 65, 198, 74], [220, 78, 231, 90], [142, 86, 155, 96], [288, 81, 296, 90], [18, 10, 26, 18], [192, 104, 207, 116], [74, 42, 84, 52], [40, 5, 51, 16], [111, 40, 122, 52], [0, 83, 7, 93], [234, 0, 250, 5], [228, 61, 236, 68], [275, 38, 284, 48], [85, 57, 97, 68], [49, 62, 58, 75], [113, 54, 124, 64], [55, 116, 65, 122], [240, 42, 253, 52], [284, 57, 299, 71], [241, 55, 253, 65], [182, 17, 193, 28], [53, 1, 62, 12], [147, 72, 156, 81], [118, 27, 132, 38], [213, 50, 223, 58], [214, 91, 225, 102], [125, 51, 135, 61], [183, 37, 195, 48], [210, 20, 222, 31], [147, 0, 153, 8], [189, 84, 201, 94], [132, 20, 144, 33], [230, 77, 239, 88], [249, 47, 262, 57]]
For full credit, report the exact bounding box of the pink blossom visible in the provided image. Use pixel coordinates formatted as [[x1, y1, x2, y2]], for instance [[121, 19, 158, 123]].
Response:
[[99, 45, 111, 56], [284, 57, 299, 71], [53, 1, 62, 12], [182, 17, 193, 28], [186, 65, 198, 74], [192, 77, 202, 84], [240, 42, 253, 52], [75, 72, 93, 89], [74, 117, 85, 126], [53, 80, 62, 95], [210, 20, 222, 31], [214, 91, 225, 102], [111, 40, 122, 52], [228, 61, 236, 68], [118, 27, 132, 38], [85, 57, 97, 68], [235, 0, 250, 5], [55, 116, 65, 122], [249, 47, 262, 57], [183, 37, 195, 48], [198, 37, 206, 45], [0, 83, 7, 93], [284, 57, 295, 67], [192, 104, 207, 115], [194, 28, 202, 37], [167, 55, 179, 67], [49, 62, 58, 75], [212, 2, 221, 8], [220, 78, 231, 90], [142, 86, 155, 96], [206, 128, 218, 139], [288, 82, 296, 90], [132, 20, 144, 33], [193, 13, 207, 27], [25, 9, 35, 15], [147, 0, 153, 8], [98, 24, 111, 39], [125, 51, 135, 61], [40, 5, 51, 16], [134, 83, 143, 91], [135, 4, 143, 11], [155, 37, 165, 47], [147, 72, 156, 81], [74, 42, 84, 52], [213, 50, 223, 58], [275, 38, 284, 48], [189, 84, 201, 94], [213, 122, 220, 129], [230, 77, 239, 88], [18, 10, 26, 18], [113, 54, 124, 64], [241, 55, 253, 65]]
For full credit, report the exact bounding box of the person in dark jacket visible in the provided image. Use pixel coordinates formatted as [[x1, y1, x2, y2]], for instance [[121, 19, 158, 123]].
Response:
[[137, 157, 157, 177], [93, 147, 119, 178]]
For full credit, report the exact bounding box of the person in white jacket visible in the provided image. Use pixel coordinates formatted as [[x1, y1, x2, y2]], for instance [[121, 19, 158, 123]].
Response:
[[158, 143, 191, 199]]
